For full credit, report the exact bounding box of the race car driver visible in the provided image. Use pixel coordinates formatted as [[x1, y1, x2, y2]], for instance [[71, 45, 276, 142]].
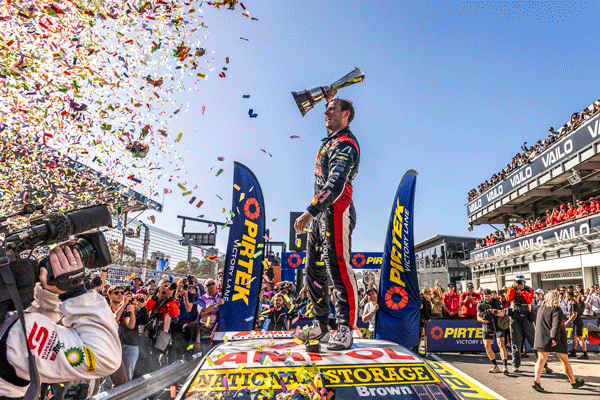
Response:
[[294, 85, 361, 350], [0, 245, 121, 398]]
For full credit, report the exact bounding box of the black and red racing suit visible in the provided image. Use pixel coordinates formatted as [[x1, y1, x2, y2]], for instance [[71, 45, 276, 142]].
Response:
[[306, 126, 360, 327]]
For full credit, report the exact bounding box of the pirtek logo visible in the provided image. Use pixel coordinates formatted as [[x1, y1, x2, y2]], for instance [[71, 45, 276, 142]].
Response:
[[232, 198, 261, 305], [389, 198, 406, 288], [429, 327, 483, 339]]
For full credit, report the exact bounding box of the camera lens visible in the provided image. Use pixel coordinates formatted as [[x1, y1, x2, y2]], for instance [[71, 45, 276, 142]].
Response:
[[72, 236, 97, 267]]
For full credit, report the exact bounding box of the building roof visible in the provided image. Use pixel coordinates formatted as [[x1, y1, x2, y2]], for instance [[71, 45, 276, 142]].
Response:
[[415, 234, 478, 250]]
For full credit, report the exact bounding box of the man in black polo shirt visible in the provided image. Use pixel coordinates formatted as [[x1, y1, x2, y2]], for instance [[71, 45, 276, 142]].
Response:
[[477, 289, 508, 375]]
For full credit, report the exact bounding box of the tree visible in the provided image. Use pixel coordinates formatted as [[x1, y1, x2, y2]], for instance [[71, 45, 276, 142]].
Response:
[[109, 243, 140, 268]]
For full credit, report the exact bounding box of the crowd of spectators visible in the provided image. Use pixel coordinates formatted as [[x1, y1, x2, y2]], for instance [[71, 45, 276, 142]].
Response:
[[468, 98, 600, 202], [95, 272, 224, 392], [476, 196, 600, 248]]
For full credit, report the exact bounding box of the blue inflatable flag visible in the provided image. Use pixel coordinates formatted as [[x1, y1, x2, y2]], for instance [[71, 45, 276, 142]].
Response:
[[217, 162, 265, 332], [375, 170, 420, 349]]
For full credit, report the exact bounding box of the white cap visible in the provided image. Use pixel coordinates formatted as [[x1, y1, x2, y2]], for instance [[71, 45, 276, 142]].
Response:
[[535, 289, 544, 295]]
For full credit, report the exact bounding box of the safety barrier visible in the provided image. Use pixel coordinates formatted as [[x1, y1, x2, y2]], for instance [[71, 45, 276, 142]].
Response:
[[89, 354, 202, 400], [426, 317, 599, 352]]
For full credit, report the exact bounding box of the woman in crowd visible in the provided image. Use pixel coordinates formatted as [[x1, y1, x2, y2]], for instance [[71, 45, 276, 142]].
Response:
[[417, 288, 433, 354], [533, 290, 584, 392], [431, 287, 444, 318], [361, 287, 378, 339]]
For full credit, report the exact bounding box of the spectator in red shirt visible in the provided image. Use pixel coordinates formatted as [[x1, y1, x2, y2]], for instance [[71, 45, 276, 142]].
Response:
[[460, 283, 481, 318], [589, 197, 598, 213], [567, 202, 577, 218], [576, 200, 589, 216], [558, 204, 568, 222], [443, 283, 460, 317], [545, 210, 554, 226], [551, 207, 561, 224], [534, 217, 545, 231]]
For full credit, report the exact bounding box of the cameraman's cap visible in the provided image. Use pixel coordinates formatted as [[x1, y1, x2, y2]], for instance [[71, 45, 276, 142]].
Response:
[[535, 289, 544, 295], [483, 288, 492, 295], [515, 275, 526, 283]]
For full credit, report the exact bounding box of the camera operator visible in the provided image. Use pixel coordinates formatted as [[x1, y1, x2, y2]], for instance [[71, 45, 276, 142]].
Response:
[[0, 245, 121, 398], [477, 289, 509, 375], [145, 280, 180, 371], [505, 275, 550, 374]]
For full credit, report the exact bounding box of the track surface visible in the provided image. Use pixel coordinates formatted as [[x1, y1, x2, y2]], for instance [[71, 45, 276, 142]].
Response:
[[433, 352, 600, 400]]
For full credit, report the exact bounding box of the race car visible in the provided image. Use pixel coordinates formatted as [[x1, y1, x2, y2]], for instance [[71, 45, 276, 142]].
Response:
[[176, 330, 461, 400]]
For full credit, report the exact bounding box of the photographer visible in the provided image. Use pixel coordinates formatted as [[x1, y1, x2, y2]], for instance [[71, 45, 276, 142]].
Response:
[[477, 289, 508, 375], [119, 289, 149, 380], [168, 282, 199, 363], [505, 275, 550, 374], [0, 245, 121, 398], [145, 280, 180, 371]]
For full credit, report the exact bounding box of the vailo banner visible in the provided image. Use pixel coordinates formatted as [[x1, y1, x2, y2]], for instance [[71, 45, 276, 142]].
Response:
[[218, 162, 265, 332], [375, 170, 420, 349]]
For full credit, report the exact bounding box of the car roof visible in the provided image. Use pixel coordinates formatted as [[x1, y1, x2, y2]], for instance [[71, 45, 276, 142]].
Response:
[[179, 334, 459, 400]]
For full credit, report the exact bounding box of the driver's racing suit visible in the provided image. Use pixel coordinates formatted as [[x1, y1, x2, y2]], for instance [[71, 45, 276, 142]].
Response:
[[305, 126, 360, 327], [0, 286, 121, 398]]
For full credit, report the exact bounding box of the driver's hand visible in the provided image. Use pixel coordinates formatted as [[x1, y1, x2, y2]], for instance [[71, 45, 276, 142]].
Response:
[[325, 84, 337, 103], [40, 245, 83, 295]]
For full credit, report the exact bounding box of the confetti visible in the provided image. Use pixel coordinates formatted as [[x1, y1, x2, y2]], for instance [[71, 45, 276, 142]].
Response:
[[215, 168, 224, 177]]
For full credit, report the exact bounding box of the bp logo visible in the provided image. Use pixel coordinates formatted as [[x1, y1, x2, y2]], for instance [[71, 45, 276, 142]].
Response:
[[352, 253, 366, 268], [430, 326, 444, 340], [287, 253, 302, 269], [64, 347, 85, 368], [244, 198, 260, 220], [384, 286, 409, 310]]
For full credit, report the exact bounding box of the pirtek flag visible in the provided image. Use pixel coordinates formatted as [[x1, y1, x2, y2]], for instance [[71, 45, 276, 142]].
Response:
[[375, 170, 420, 349], [217, 162, 265, 332]]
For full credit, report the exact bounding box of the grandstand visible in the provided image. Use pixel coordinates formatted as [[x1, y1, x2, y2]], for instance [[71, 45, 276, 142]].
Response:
[[465, 106, 600, 291]]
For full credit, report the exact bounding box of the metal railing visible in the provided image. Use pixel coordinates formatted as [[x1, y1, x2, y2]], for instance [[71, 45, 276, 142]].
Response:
[[89, 354, 203, 400]]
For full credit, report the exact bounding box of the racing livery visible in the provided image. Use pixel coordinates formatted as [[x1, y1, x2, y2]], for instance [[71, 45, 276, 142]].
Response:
[[178, 333, 459, 400], [306, 127, 360, 328]]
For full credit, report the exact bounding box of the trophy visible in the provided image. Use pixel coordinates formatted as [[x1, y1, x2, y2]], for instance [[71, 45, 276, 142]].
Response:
[[291, 67, 365, 116]]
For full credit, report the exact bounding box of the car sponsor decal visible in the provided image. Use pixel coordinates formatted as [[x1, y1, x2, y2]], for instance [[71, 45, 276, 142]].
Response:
[[202, 343, 416, 369], [189, 364, 439, 393], [84, 345, 96, 372], [64, 347, 85, 368], [425, 357, 500, 400]]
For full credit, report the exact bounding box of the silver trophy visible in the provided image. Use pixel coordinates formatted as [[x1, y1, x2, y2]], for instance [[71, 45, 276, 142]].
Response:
[[291, 67, 365, 116]]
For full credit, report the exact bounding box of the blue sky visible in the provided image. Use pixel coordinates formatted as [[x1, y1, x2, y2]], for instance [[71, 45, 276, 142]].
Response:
[[148, 1, 600, 253]]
